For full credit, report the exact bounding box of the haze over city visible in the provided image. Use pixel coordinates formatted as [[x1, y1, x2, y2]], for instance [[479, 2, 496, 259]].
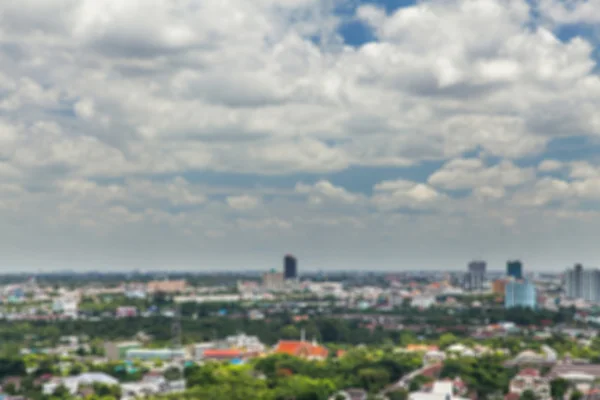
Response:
[[2, 0, 600, 271]]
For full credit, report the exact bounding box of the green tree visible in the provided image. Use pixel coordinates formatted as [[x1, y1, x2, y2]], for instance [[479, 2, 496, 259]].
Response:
[[164, 366, 182, 381], [388, 389, 409, 400], [521, 390, 537, 400], [570, 390, 583, 400], [550, 378, 570, 400], [3, 382, 17, 395]]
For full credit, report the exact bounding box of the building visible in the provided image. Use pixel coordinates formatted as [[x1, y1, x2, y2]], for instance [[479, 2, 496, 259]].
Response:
[[146, 280, 186, 293], [565, 264, 600, 303], [507, 260, 523, 280], [262, 269, 284, 291], [465, 260, 486, 291], [408, 380, 470, 400], [104, 341, 142, 361], [125, 348, 186, 361], [582, 268, 600, 303], [565, 264, 584, 299], [284, 254, 297, 280], [505, 280, 537, 309], [411, 295, 436, 309], [273, 340, 328, 360], [43, 373, 119, 396], [508, 369, 550, 400], [492, 279, 508, 296], [116, 306, 138, 318]]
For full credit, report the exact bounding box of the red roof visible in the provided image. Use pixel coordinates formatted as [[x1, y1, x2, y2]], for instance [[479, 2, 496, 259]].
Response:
[[203, 349, 243, 359], [274, 341, 328, 358], [518, 368, 540, 377]]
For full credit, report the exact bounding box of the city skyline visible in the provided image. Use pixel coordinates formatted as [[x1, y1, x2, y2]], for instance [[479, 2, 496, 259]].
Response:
[[2, 0, 600, 271]]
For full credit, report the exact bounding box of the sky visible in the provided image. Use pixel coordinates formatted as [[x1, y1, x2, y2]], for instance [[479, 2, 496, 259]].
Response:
[[2, 0, 600, 272]]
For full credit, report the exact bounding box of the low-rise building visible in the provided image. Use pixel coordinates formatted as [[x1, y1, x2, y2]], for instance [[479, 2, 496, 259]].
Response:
[[273, 340, 328, 360], [408, 380, 470, 400], [508, 369, 550, 400], [116, 306, 138, 318], [42, 373, 119, 396], [104, 341, 142, 361], [126, 348, 186, 361]]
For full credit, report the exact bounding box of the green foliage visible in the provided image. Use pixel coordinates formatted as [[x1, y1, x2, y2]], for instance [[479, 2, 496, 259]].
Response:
[[440, 355, 515, 398], [550, 378, 570, 400], [164, 366, 182, 381], [388, 389, 409, 400], [520, 390, 537, 400], [570, 390, 583, 400], [0, 358, 26, 379]]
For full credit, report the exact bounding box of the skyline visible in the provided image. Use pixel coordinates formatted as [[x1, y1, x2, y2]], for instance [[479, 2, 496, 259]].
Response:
[[2, 0, 600, 271]]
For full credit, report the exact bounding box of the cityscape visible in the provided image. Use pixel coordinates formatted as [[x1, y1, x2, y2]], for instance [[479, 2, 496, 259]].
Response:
[[0, 258, 596, 399]]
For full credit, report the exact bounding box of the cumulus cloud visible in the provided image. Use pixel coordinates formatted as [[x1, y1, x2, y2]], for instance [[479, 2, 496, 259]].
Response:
[[226, 195, 261, 211], [295, 180, 361, 205], [428, 159, 535, 190], [371, 180, 444, 211], [1, 0, 600, 269]]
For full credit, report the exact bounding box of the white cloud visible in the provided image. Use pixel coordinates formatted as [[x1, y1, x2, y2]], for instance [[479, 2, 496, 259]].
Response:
[[295, 180, 361, 205], [0, 0, 600, 269], [372, 179, 444, 211], [538, 159, 563, 172], [226, 195, 261, 211], [428, 158, 535, 190]]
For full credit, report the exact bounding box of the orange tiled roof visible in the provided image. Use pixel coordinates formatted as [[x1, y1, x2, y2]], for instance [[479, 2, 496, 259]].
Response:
[[406, 344, 439, 352], [203, 349, 243, 358], [274, 341, 328, 358]]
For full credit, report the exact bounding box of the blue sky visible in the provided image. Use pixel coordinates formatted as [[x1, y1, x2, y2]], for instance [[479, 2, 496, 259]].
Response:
[[1, 0, 600, 271]]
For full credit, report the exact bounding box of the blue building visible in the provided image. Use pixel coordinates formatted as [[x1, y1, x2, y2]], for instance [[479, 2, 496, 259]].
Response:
[[507, 260, 523, 280], [505, 280, 537, 309]]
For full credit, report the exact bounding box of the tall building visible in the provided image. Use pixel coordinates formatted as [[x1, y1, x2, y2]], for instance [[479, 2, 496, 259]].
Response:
[[284, 254, 297, 280], [505, 280, 537, 309], [565, 263, 584, 299], [565, 264, 600, 303], [465, 260, 486, 291], [507, 260, 523, 280], [263, 269, 284, 291]]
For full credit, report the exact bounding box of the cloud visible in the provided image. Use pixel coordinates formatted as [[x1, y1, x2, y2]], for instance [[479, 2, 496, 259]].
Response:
[[1, 0, 600, 269], [428, 158, 535, 190], [295, 180, 361, 205], [538, 159, 563, 172], [371, 180, 444, 211], [226, 195, 261, 211]]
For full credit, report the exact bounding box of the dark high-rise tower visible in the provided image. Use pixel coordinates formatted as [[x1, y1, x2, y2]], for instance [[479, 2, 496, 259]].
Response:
[[284, 254, 297, 280], [507, 260, 523, 280]]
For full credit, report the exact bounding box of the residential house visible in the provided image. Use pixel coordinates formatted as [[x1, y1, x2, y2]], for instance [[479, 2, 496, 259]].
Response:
[[508, 369, 550, 400], [423, 350, 446, 365], [409, 380, 470, 400], [42, 373, 119, 396]]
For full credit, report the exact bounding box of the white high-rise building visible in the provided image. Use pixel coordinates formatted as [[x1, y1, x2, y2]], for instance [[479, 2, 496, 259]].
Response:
[[565, 264, 600, 303]]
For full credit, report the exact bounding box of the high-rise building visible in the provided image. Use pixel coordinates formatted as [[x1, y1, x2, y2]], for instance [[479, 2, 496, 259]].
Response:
[[505, 280, 537, 309], [565, 264, 600, 303], [284, 254, 297, 280], [565, 263, 584, 299], [507, 260, 523, 280], [465, 260, 486, 291], [263, 269, 284, 291]]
